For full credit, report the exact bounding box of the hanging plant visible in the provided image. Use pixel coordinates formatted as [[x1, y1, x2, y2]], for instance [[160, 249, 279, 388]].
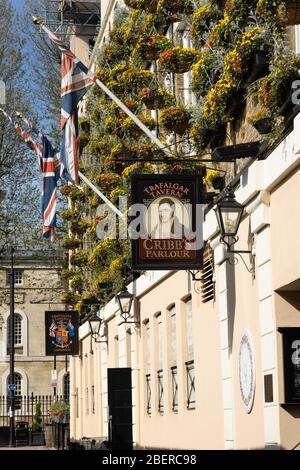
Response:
[[61, 237, 82, 250], [60, 292, 81, 305], [157, 0, 194, 17], [59, 209, 81, 221], [224, 26, 270, 82], [89, 238, 115, 266], [120, 69, 154, 93], [95, 173, 121, 192], [139, 87, 175, 109], [142, 0, 159, 13], [159, 47, 199, 73], [103, 43, 132, 64], [121, 115, 157, 137], [124, 0, 142, 9], [257, 0, 300, 26], [59, 184, 73, 197], [225, 0, 258, 21], [89, 194, 100, 209], [192, 51, 220, 97], [70, 274, 85, 292], [111, 143, 137, 160], [136, 34, 171, 61], [203, 77, 240, 126], [122, 162, 156, 177], [207, 15, 231, 48], [137, 143, 161, 159], [109, 187, 128, 203], [70, 250, 89, 267], [159, 106, 191, 135], [190, 5, 222, 40], [69, 219, 90, 236], [257, 56, 300, 114]]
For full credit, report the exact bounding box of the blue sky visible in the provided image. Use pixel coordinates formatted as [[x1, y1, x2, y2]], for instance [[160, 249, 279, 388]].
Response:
[[11, 0, 25, 12]]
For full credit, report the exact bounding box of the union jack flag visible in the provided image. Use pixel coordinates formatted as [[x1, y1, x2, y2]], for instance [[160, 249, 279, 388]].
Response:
[[41, 135, 61, 241], [45, 29, 94, 183], [49, 320, 57, 338], [0, 108, 61, 241]]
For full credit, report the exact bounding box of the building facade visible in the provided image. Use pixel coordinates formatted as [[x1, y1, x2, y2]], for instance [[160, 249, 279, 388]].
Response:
[[0, 251, 69, 398], [64, 0, 300, 450]]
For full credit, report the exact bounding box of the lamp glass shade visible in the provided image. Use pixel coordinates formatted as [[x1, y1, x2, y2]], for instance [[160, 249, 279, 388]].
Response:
[[117, 288, 133, 319], [215, 190, 244, 238], [88, 313, 101, 337]]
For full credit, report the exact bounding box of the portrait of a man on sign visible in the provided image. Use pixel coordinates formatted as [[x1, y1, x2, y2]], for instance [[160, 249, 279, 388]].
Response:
[[148, 197, 189, 239], [131, 175, 203, 271]]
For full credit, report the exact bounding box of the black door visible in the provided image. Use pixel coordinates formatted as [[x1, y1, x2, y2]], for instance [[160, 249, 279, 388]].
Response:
[[108, 368, 133, 450]]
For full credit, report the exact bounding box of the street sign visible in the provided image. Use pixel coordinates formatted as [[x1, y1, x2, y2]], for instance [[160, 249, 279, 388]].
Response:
[[51, 370, 58, 388], [8, 383, 16, 392]]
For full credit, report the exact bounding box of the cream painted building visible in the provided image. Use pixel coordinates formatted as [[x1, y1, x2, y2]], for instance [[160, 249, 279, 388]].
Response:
[[67, 0, 300, 450], [0, 251, 69, 398], [71, 115, 300, 449]]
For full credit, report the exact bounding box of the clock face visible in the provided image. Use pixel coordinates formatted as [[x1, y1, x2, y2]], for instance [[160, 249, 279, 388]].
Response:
[[238, 330, 255, 413]]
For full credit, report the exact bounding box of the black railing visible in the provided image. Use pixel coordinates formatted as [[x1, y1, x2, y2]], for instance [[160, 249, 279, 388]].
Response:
[[171, 366, 178, 412], [185, 360, 196, 410], [0, 394, 65, 429], [146, 374, 151, 415], [157, 369, 164, 414]]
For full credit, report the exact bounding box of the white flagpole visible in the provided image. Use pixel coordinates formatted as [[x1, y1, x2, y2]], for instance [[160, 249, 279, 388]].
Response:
[[32, 16, 171, 155], [78, 171, 125, 220]]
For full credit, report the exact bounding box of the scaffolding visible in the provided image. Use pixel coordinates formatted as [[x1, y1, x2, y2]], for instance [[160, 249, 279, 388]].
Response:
[[43, 0, 101, 37]]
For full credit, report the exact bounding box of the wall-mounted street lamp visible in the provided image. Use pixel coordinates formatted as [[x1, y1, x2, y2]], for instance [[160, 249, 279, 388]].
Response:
[[88, 306, 107, 343], [214, 188, 255, 275], [116, 286, 138, 325]]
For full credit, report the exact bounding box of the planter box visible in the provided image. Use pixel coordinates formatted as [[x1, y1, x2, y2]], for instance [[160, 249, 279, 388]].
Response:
[[246, 52, 269, 85], [30, 431, 45, 446], [212, 141, 261, 162]]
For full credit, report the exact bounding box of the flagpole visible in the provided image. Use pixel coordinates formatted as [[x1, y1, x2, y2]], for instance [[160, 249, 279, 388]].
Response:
[[32, 16, 172, 156], [78, 171, 125, 220]]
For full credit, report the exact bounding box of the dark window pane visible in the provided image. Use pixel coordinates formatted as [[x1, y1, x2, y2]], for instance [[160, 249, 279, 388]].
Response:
[[264, 374, 273, 403]]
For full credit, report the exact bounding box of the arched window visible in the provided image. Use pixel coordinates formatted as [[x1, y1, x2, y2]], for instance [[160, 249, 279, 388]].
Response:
[[63, 373, 70, 401], [7, 314, 23, 354], [7, 373, 22, 410]]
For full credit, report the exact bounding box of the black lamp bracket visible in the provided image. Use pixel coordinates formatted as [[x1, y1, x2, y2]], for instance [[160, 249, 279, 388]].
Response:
[[220, 237, 255, 277], [187, 270, 205, 282], [221, 236, 252, 254]]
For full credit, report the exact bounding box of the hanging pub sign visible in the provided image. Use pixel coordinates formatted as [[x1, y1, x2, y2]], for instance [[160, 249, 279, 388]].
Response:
[[130, 174, 204, 270], [45, 311, 79, 356], [278, 327, 300, 404]]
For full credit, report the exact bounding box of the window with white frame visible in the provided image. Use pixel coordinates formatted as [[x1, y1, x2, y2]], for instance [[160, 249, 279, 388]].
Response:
[[7, 373, 23, 410], [6, 270, 23, 286], [14, 271, 23, 285], [7, 313, 23, 354]]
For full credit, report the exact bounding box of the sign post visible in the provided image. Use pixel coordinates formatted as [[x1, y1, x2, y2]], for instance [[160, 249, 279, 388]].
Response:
[[131, 174, 204, 271]]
